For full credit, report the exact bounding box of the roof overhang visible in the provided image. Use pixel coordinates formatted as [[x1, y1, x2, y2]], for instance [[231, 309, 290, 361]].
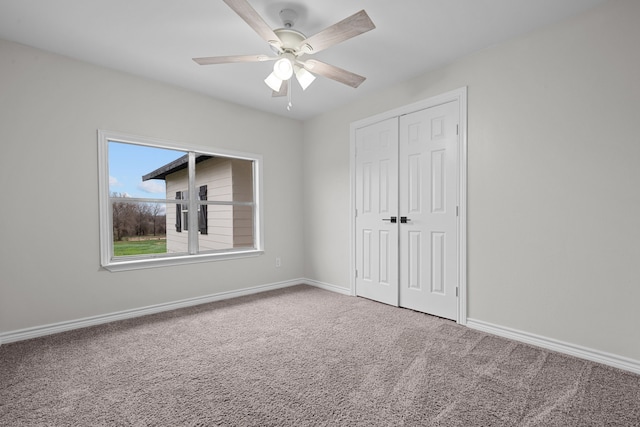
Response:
[[142, 154, 213, 181]]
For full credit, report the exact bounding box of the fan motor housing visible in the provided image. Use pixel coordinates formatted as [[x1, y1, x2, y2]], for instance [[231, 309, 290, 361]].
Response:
[[274, 28, 307, 52]]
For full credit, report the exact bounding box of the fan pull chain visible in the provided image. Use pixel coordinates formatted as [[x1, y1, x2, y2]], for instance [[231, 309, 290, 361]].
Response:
[[287, 82, 293, 111]]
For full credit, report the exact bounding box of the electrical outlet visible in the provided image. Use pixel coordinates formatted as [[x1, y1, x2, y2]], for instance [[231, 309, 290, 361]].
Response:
[[275, 257, 281, 268]]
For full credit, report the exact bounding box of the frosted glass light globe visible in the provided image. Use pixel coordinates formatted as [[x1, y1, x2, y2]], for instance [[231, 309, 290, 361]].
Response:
[[273, 58, 293, 80]]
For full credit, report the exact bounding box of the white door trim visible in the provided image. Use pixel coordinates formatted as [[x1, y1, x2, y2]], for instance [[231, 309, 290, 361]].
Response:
[[349, 87, 468, 325]]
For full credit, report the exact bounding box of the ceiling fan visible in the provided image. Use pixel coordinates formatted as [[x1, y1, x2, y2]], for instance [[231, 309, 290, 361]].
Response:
[[193, 0, 376, 102]]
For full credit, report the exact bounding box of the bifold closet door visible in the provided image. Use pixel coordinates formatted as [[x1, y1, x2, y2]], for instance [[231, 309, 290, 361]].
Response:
[[398, 101, 459, 320], [354, 117, 399, 306]]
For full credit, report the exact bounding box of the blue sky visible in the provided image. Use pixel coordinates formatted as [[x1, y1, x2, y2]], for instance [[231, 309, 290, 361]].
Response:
[[109, 141, 184, 199]]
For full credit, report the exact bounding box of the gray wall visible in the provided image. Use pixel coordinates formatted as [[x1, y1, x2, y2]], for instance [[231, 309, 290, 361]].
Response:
[[303, 0, 640, 361], [0, 39, 304, 333]]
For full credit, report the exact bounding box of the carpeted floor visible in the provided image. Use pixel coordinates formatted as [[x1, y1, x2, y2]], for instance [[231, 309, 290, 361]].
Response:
[[1, 285, 639, 426]]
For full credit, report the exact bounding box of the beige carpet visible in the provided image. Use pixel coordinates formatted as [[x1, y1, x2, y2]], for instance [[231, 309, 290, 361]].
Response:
[[1, 285, 639, 426]]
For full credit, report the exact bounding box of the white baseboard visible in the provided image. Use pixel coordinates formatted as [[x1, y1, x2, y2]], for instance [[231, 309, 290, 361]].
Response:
[[467, 318, 640, 375], [0, 278, 307, 345], [303, 279, 352, 296]]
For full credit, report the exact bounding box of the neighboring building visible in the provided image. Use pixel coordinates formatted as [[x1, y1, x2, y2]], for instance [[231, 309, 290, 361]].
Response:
[[143, 155, 254, 253]]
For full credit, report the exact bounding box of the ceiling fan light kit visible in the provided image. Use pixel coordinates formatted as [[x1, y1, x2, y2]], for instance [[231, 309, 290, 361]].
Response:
[[193, 0, 375, 110], [295, 66, 316, 90], [273, 55, 294, 80], [264, 72, 283, 92]]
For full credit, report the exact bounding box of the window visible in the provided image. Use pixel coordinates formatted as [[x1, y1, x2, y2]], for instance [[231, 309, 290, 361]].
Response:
[[98, 130, 263, 271], [175, 187, 208, 233], [176, 190, 188, 232]]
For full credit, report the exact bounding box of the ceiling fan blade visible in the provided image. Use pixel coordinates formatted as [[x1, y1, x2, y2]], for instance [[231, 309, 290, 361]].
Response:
[[303, 60, 366, 88], [272, 79, 288, 97], [193, 54, 276, 65], [223, 0, 282, 49], [300, 10, 375, 54]]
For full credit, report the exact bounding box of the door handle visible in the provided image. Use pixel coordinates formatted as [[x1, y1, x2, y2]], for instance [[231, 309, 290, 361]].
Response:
[[382, 216, 397, 223], [400, 216, 411, 224]]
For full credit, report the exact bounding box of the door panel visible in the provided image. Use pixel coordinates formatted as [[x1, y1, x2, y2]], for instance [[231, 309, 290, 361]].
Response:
[[407, 230, 422, 289], [355, 117, 399, 306], [399, 101, 459, 320]]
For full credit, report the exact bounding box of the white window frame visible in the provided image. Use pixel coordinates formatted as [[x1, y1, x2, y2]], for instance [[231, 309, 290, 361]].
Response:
[[98, 130, 264, 272]]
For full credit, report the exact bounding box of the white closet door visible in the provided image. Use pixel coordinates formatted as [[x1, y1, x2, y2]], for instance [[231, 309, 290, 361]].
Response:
[[354, 117, 399, 306], [399, 101, 459, 320], [354, 100, 460, 321]]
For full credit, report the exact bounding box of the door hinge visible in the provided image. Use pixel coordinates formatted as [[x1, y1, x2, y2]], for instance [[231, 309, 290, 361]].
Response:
[[355, 209, 358, 218], [355, 270, 358, 278], [456, 206, 459, 217], [456, 287, 459, 297], [456, 124, 459, 135]]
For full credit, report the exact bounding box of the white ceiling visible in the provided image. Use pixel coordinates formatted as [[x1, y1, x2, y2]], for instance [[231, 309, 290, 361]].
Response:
[[0, 0, 607, 120]]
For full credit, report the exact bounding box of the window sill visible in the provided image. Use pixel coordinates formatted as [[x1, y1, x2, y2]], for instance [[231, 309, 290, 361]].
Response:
[[102, 249, 263, 272]]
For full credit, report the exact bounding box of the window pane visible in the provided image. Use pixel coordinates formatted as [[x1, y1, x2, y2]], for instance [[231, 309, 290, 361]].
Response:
[[197, 204, 255, 251], [193, 157, 254, 202], [111, 201, 173, 257], [232, 205, 255, 248], [109, 141, 185, 200]]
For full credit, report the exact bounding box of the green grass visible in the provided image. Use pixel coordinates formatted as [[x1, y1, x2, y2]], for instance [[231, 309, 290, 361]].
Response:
[[113, 239, 167, 256]]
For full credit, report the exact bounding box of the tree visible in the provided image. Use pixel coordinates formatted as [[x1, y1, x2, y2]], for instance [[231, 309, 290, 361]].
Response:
[[150, 203, 163, 236], [134, 203, 151, 236], [111, 193, 167, 241], [111, 192, 136, 241]]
